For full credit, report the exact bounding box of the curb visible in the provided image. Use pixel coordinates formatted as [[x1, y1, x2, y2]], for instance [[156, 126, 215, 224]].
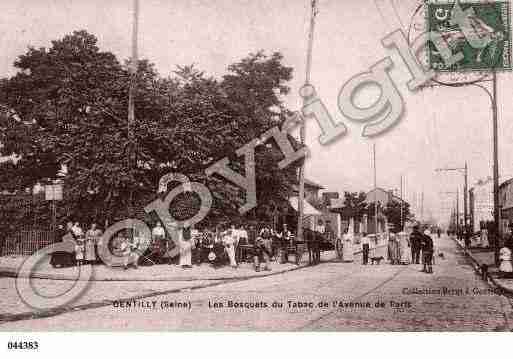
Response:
[[451, 236, 513, 296], [0, 262, 308, 282], [0, 244, 388, 282], [0, 243, 389, 324], [0, 255, 335, 325]]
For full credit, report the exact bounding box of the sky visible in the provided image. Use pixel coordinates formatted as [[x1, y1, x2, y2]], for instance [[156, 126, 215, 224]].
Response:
[[0, 0, 512, 224]]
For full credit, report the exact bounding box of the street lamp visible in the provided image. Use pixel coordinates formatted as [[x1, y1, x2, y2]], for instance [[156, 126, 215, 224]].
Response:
[[407, 3, 501, 265], [435, 163, 469, 229], [440, 190, 460, 237]]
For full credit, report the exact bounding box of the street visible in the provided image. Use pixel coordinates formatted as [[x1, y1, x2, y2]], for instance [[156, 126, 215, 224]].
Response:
[[1, 235, 512, 331]]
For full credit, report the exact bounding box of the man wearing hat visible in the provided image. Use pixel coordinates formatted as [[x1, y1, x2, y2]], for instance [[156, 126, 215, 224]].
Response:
[[421, 229, 434, 274], [409, 225, 423, 264]]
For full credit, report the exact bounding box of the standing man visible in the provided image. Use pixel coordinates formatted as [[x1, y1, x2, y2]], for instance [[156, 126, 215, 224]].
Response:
[[464, 226, 472, 249], [421, 229, 434, 274], [277, 223, 292, 263], [254, 227, 272, 272], [410, 225, 422, 264], [361, 232, 370, 265]]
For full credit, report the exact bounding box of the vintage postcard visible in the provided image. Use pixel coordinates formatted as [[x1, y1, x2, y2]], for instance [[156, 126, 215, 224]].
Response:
[[1, 0, 513, 339]]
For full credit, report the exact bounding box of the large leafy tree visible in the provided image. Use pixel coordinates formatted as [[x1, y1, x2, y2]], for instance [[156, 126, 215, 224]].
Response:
[[335, 191, 368, 220], [383, 199, 412, 232], [0, 31, 300, 230]]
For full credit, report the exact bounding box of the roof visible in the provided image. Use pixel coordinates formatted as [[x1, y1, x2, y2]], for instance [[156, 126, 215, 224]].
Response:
[[304, 178, 324, 189], [500, 178, 513, 190], [289, 197, 322, 215], [365, 187, 406, 204], [293, 178, 325, 192]]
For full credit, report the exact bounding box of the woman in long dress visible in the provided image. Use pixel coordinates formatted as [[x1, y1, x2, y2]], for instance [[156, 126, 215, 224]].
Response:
[[481, 229, 489, 248], [85, 223, 101, 264], [397, 232, 410, 264], [342, 230, 354, 262], [387, 234, 399, 265], [222, 228, 237, 268], [178, 228, 193, 269]]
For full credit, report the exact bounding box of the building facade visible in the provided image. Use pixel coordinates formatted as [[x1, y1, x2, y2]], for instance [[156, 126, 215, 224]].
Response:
[[499, 178, 513, 237], [470, 179, 493, 233]]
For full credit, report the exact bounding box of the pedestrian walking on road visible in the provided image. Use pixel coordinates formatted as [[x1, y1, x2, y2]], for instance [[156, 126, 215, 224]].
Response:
[[361, 232, 370, 265], [421, 230, 434, 274], [464, 227, 471, 249], [410, 225, 422, 264]]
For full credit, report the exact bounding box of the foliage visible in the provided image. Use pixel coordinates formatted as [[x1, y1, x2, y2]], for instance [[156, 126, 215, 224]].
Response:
[[0, 31, 300, 230], [383, 199, 412, 232], [337, 191, 368, 220]]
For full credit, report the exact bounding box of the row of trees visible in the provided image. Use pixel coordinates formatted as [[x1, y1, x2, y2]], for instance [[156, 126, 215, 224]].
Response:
[[0, 30, 303, 235]]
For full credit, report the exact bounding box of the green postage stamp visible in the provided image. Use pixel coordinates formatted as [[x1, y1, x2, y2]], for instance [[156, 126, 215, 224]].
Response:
[[427, 1, 512, 71]]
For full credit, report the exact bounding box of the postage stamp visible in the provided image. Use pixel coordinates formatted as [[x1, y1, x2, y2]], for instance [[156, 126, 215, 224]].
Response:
[[426, 1, 512, 71]]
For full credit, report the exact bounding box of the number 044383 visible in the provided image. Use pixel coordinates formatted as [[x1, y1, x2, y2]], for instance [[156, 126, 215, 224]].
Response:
[[7, 341, 39, 350]]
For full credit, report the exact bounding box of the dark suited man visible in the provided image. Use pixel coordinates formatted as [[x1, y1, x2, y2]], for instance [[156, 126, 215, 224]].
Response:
[[409, 225, 423, 264]]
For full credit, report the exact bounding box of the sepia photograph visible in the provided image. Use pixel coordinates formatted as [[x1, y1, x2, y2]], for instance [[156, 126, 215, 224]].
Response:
[[1, 0, 513, 339]]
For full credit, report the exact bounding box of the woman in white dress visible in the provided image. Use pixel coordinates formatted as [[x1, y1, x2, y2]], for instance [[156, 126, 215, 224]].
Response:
[[342, 229, 354, 262], [178, 228, 193, 269], [223, 228, 237, 268], [481, 228, 489, 248], [85, 223, 101, 264], [397, 232, 410, 264]]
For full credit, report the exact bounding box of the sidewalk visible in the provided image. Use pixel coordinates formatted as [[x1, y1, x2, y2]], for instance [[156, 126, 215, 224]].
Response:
[[451, 236, 513, 294], [0, 240, 388, 282], [0, 251, 337, 282]]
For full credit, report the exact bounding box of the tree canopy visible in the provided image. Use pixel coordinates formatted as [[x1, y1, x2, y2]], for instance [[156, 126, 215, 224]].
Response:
[[383, 199, 412, 233], [0, 30, 301, 231], [334, 191, 368, 220]]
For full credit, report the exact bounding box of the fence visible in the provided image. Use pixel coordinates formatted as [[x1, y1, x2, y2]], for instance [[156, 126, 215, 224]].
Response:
[[1, 230, 55, 257]]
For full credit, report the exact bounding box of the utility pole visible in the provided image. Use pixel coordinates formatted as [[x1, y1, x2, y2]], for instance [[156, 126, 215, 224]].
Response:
[[440, 190, 459, 235], [456, 188, 459, 236], [464, 162, 468, 231], [127, 0, 139, 234], [373, 143, 378, 234], [400, 175, 404, 230], [435, 164, 469, 230], [421, 192, 424, 223], [297, 0, 318, 242], [492, 70, 500, 265]]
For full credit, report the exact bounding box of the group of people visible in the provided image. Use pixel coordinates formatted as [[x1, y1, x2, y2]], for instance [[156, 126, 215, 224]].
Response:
[[50, 220, 304, 272], [50, 221, 103, 268], [353, 226, 435, 273], [406, 226, 435, 274], [169, 223, 297, 272]]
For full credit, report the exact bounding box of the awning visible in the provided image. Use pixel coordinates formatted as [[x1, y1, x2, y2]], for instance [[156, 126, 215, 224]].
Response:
[[289, 197, 322, 216]]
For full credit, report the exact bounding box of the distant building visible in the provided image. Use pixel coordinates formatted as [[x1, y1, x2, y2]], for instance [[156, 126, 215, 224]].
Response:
[[499, 178, 513, 237], [287, 180, 342, 238], [322, 192, 339, 206], [292, 178, 324, 202], [364, 187, 406, 206], [469, 178, 493, 232]]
